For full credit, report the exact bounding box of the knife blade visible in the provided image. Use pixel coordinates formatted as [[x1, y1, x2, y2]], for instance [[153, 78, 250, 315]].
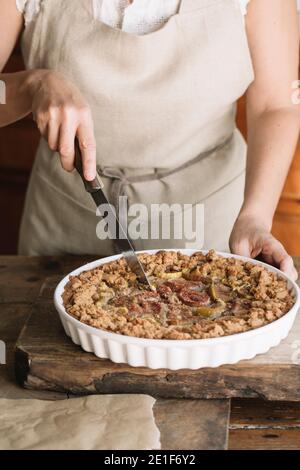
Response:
[[74, 139, 152, 288]]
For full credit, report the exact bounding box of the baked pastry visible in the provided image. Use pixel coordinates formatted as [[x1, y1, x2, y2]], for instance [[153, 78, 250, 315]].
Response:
[[62, 250, 294, 340]]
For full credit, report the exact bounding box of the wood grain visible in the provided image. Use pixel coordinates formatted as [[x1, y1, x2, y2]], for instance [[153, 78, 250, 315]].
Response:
[[0, 303, 64, 400], [14, 274, 300, 400], [229, 398, 300, 450], [0, 51, 38, 253], [273, 198, 300, 257], [0, 120, 39, 173], [281, 152, 300, 201], [229, 428, 300, 450], [229, 392, 300, 450], [230, 399, 300, 428], [0, 255, 94, 304], [154, 399, 230, 450]]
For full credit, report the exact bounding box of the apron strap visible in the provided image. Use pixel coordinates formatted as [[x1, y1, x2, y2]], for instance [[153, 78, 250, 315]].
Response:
[[98, 133, 234, 213]]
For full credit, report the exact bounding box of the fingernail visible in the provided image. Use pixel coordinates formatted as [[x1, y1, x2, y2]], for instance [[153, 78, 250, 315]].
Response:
[[86, 172, 95, 181]]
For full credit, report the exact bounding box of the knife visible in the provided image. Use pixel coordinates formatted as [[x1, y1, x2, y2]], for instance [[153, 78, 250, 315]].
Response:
[[74, 139, 152, 288]]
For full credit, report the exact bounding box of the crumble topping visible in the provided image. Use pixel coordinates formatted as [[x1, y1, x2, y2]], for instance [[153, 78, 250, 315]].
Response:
[[62, 250, 295, 340]]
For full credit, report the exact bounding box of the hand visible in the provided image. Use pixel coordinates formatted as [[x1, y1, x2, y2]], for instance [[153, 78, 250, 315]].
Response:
[[230, 214, 298, 281], [28, 70, 96, 180]]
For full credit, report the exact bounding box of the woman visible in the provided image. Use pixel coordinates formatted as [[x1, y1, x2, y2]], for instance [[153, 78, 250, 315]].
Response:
[[0, 0, 299, 279]]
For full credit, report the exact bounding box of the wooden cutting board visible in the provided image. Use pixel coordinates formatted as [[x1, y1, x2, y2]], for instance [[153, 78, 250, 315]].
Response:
[[15, 276, 300, 401]]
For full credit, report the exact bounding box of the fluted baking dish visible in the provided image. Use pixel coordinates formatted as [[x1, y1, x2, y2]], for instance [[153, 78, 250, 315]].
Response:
[[54, 250, 300, 370]]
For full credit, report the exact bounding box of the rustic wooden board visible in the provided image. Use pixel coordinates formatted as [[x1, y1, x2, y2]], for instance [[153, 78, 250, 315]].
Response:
[[154, 399, 230, 450], [228, 399, 300, 450], [15, 275, 300, 401], [0, 255, 94, 304], [0, 256, 94, 401], [229, 428, 300, 450]]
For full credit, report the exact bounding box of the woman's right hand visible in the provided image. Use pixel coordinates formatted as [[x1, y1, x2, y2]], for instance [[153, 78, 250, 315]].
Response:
[[29, 70, 96, 181]]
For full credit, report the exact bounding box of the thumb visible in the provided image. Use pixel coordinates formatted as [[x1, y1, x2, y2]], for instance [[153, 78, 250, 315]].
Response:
[[230, 237, 252, 258], [280, 256, 298, 281]]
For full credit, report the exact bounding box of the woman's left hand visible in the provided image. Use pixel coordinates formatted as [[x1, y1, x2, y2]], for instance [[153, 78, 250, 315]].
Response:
[[230, 214, 298, 281]]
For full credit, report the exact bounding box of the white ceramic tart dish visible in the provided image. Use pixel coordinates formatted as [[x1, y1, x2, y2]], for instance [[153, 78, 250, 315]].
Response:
[[54, 250, 300, 370]]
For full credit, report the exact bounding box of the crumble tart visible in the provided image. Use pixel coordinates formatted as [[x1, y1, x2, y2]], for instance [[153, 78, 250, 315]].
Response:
[[62, 250, 295, 340]]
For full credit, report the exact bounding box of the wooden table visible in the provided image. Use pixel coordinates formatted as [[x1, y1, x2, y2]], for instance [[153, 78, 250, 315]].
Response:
[[0, 256, 300, 450]]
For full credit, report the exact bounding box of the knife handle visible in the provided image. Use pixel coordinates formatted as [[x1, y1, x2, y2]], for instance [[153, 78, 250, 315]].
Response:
[[74, 138, 104, 193]]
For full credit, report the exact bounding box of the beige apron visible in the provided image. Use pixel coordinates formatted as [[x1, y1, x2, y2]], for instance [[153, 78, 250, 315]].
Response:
[[18, 0, 254, 256]]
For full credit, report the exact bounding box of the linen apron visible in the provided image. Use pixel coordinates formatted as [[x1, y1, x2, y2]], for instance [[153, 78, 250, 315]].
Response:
[[18, 0, 254, 256]]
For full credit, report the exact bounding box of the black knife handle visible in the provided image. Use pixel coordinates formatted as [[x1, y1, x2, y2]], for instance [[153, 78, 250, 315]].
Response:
[[74, 138, 104, 193], [74, 141, 152, 289]]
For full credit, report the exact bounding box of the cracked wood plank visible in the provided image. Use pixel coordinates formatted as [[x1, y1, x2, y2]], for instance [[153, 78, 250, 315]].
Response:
[[229, 428, 300, 450], [228, 398, 300, 450], [230, 399, 300, 429]]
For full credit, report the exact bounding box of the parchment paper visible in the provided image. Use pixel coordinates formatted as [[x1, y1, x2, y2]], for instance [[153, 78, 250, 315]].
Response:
[[0, 395, 161, 450]]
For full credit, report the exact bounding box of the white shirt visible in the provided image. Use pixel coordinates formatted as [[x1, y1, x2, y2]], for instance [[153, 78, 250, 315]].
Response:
[[17, 0, 251, 34]]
